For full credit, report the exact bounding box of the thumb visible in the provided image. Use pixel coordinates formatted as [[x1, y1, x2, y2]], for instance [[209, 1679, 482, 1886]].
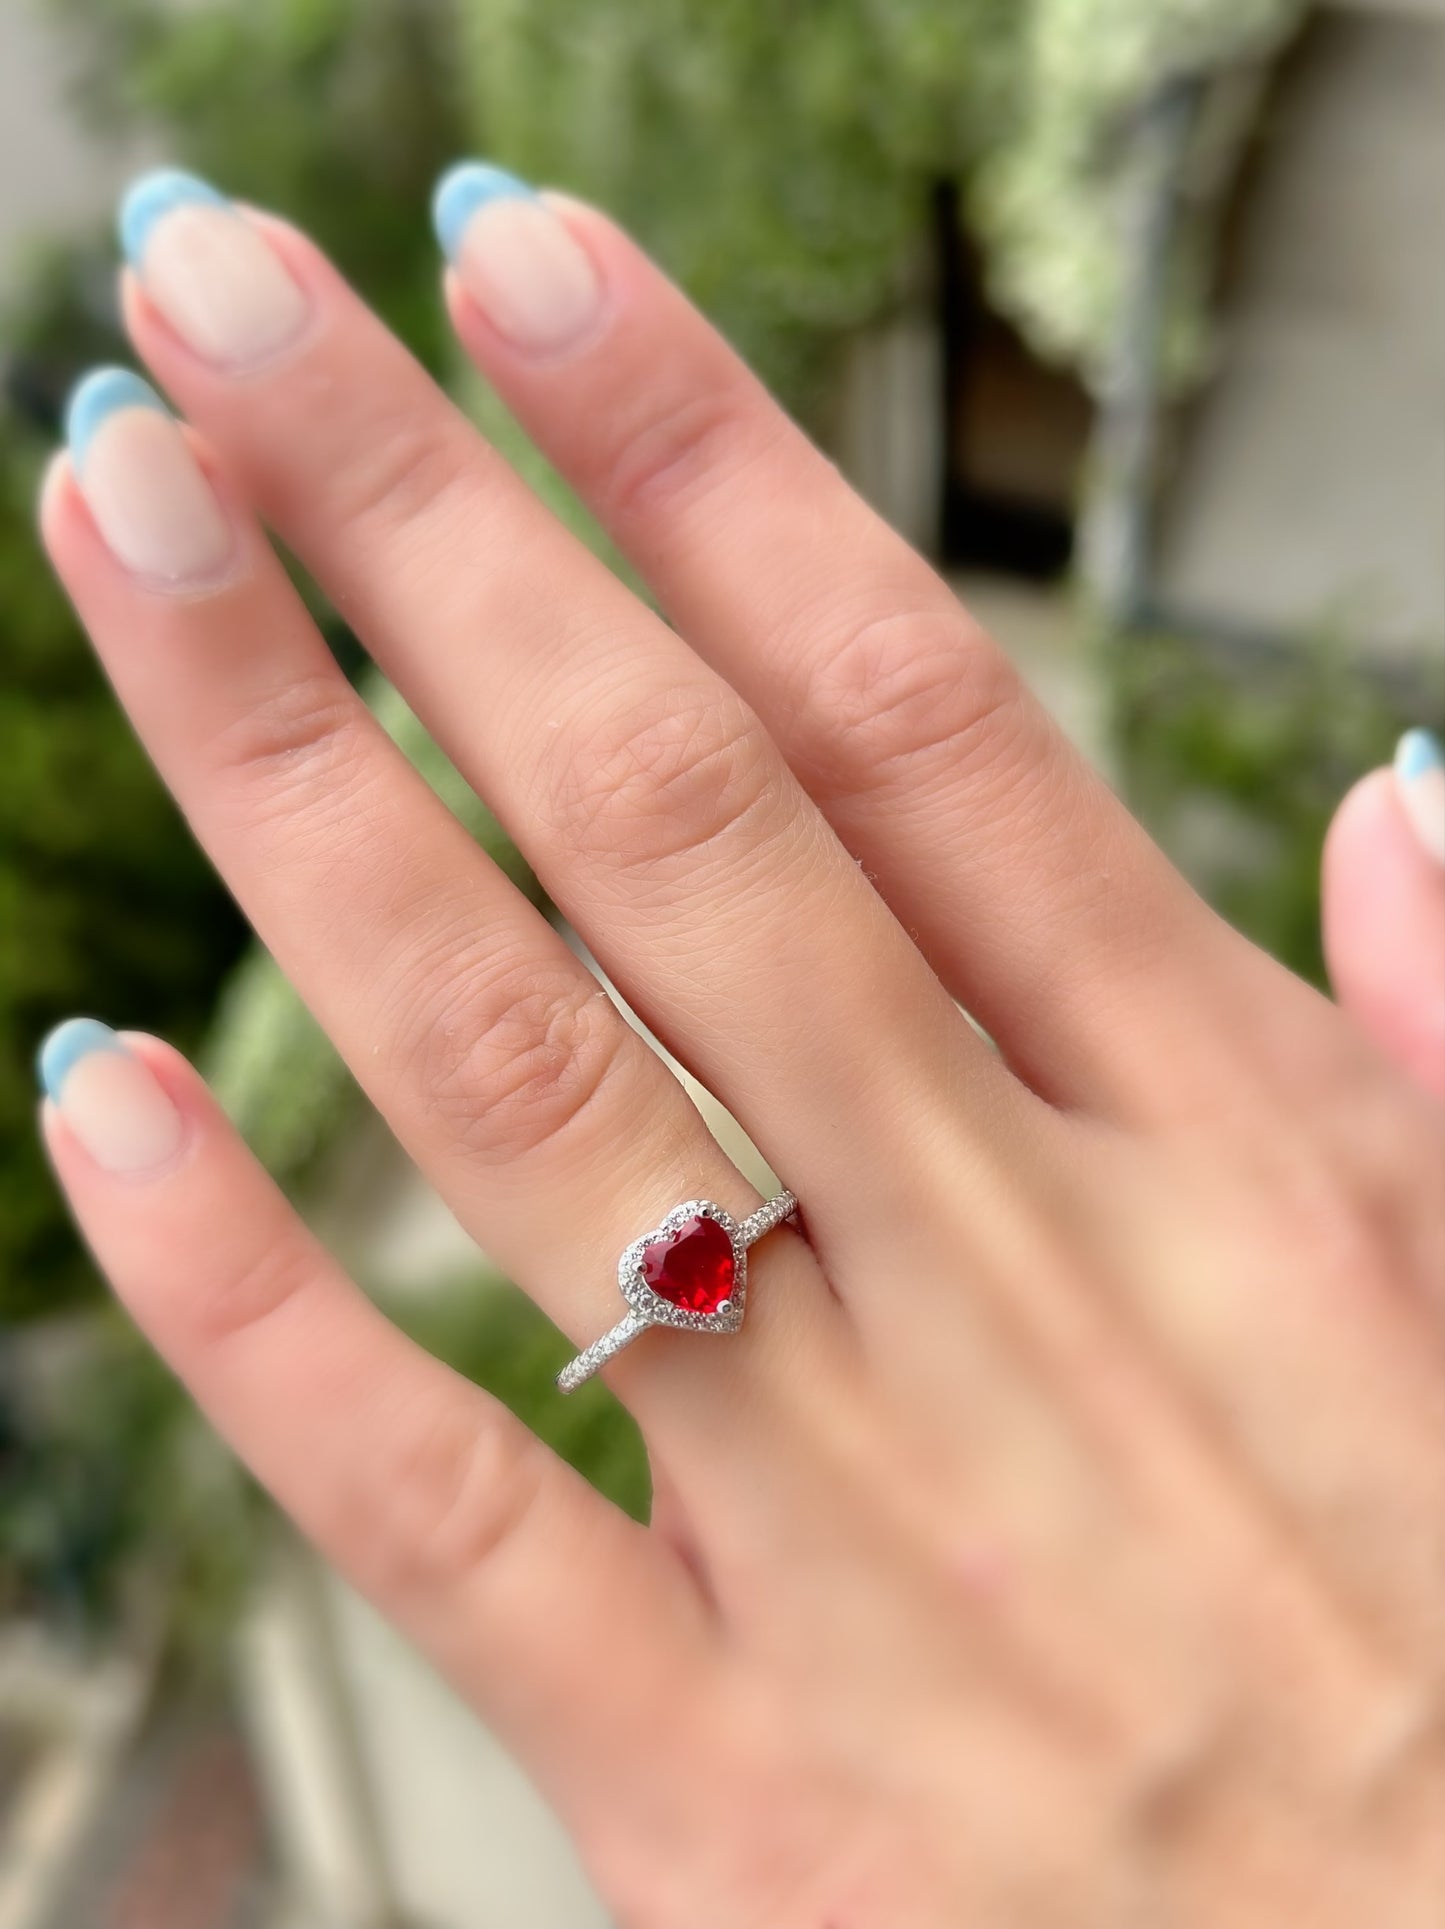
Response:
[[1322, 731, 1445, 1100]]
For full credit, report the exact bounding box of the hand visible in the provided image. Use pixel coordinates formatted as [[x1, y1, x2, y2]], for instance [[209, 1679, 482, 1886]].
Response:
[[37, 167, 1444, 1928]]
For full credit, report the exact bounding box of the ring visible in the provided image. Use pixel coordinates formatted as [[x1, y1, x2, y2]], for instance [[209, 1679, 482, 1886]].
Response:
[[557, 1189, 799, 1393]]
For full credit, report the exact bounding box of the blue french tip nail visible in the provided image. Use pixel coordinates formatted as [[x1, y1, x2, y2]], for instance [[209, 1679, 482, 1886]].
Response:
[[38, 1018, 125, 1103], [1396, 728, 1444, 785], [118, 167, 228, 267], [431, 161, 533, 262], [64, 366, 169, 471]]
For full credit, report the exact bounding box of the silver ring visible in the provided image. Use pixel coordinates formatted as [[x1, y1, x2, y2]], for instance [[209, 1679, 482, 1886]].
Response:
[[557, 1189, 798, 1394]]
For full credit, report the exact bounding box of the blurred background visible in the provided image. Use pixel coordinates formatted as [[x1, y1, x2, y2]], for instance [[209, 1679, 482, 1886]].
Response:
[[0, 0, 1441, 1922]]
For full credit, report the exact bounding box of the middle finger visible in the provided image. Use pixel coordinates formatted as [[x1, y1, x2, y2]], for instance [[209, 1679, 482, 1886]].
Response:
[[116, 172, 1040, 1250]]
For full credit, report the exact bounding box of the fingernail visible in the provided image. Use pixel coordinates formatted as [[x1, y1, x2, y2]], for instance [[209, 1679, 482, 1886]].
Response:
[[432, 161, 601, 353], [39, 1019, 184, 1175], [66, 367, 234, 583], [1394, 729, 1445, 867], [120, 168, 309, 369]]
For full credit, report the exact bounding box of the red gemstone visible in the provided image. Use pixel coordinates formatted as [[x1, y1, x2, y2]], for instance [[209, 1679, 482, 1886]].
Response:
[[641, 1214, 736, 1315]]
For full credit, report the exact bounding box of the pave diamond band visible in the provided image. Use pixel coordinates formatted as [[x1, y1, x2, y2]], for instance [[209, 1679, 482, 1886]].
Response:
[[554, 1309, 649, 1392], [735, 1190, 799, 1246], [556, 1188, 798, 1394]]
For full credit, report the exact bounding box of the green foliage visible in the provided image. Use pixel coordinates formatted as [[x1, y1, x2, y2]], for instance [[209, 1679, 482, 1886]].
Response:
[[50, 0, 466, 363], [454, 0, 1018, 415], [456, 0, 1306, 401], [973, 0, 1307, 383], [1113, 628, 1442, 983]]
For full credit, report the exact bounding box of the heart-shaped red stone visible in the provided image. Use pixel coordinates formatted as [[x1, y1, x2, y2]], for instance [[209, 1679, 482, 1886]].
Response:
[[641, 1213, 736, 1315]]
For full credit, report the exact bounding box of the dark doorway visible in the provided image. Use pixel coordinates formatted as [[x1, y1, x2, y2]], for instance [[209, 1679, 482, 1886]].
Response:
[[934, 183, 1093, 580]]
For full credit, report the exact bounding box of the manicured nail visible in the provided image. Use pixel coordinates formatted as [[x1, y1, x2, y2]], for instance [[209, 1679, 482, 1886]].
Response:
[[66, 367, 233, 583], [39, 1019, 183, 1175], [1394, 729, 1445, 867], [120, 168, 308, 369], [432, 162, 600, 353]]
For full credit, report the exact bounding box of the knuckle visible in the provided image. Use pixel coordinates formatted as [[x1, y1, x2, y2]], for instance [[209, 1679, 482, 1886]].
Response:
[[365, 1398, 544, 1601], [325, 404, 478, 545], [189, 1232, 322, 1352], [598, 380, 770, 526], [1268, 1145, 1405, 1299], [402, 953, 631, 1166], [550, 683, 786, 880], [792, 604, 1029, 804], [208, 672, 369, 829]]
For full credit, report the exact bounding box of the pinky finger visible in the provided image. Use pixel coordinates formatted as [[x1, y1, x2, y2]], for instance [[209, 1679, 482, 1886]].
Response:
[[37, 1019, 714, 1834], [1322, 731, 1445, 1101]]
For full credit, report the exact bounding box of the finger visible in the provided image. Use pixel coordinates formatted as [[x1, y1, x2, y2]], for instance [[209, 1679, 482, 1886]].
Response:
[[39, 384, 834, 1461], [113, 169, 1033, 1252], [1324, 739, 1445, 1101], [38, 1020, 715, 1827], [434, 171, 1238, 1113]]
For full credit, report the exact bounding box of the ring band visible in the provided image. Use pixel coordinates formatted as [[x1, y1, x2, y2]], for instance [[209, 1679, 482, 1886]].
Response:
[[557, 1189, 798, 1393]]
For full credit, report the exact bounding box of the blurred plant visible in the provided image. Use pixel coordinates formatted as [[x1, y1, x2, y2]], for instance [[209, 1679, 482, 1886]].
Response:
[[49, 0, 465, 362], [452, 0, 1014, 418], [973, 0, 1306, 384], [458, 0, 1305, 400], [1112, 626, 1442, 983]]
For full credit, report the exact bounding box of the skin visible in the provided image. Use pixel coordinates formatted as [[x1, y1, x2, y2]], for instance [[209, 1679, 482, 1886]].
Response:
[[37, 194, 1445, 1927], [1325, 771, 1445, 1101]]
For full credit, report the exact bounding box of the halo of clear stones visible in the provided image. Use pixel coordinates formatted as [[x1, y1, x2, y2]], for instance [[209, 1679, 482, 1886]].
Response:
[[556, 1189, 797, 1394]]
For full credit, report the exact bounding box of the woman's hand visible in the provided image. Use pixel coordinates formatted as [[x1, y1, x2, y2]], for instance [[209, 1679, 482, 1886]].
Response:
[[36, 167, 1444, 1928]]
